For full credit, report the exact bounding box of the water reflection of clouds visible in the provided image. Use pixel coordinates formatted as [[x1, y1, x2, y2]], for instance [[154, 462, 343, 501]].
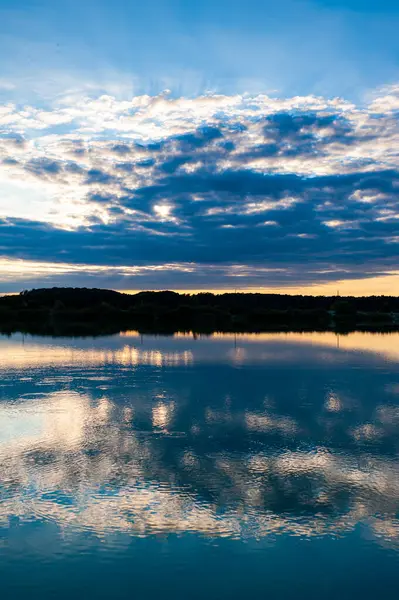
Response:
[[0, 391, 398, 547], [245, 412, 298, 435], [0, 392, 112, 453], [0, 332, 399, 550], [152, 400, 175, 431], [324, 392, 343, 413]]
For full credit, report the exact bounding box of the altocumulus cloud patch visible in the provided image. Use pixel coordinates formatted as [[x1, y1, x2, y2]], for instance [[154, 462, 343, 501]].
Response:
[[0, 86, 398, 291]]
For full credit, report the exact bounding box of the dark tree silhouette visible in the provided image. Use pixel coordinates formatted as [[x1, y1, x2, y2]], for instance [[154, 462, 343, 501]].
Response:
[[0, 287, 397, 335]]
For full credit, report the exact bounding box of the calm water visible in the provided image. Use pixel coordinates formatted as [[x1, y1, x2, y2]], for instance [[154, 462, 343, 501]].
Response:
[[1, 331, 399, 599]]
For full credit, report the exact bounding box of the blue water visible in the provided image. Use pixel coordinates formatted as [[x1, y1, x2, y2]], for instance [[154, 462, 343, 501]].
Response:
[[0, 331, 398, 599]]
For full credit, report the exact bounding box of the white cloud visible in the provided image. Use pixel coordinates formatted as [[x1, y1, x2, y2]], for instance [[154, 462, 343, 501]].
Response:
[[0, 84, 398, 289]]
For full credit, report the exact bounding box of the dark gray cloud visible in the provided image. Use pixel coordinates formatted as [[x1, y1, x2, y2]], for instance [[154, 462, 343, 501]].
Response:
[[0, 90, 399, 290]]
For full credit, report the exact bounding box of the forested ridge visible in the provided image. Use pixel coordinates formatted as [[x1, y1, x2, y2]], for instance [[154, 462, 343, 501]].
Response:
[[0, 287, 398, 335]]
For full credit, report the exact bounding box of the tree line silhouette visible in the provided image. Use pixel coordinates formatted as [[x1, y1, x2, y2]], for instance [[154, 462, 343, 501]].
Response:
[[0, 287, 397, 335]]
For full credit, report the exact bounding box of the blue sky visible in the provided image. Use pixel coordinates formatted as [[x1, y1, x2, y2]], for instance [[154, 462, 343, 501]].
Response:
[[1, 0, 399, 102], [0, 0, 398, 293]]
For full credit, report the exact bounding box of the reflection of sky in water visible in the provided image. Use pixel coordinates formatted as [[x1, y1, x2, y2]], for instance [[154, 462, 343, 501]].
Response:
[[1, 332, 399, 598], [2, 331, 399, 369]]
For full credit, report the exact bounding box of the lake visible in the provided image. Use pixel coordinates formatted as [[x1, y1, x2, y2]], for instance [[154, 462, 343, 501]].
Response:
[[0, 331, 398, 599]]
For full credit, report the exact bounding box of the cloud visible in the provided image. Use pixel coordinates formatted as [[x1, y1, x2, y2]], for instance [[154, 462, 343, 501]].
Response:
[[0, 85, 398, 290]]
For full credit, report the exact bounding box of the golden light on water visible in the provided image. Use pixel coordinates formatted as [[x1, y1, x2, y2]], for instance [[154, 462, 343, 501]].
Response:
[[0, 339, 194, 369], [121, 330, 399, 363], [2, 331, 399, 376]]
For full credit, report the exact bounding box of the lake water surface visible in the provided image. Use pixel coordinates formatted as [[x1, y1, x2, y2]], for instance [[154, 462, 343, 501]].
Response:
[[1, 331, 399, 598]]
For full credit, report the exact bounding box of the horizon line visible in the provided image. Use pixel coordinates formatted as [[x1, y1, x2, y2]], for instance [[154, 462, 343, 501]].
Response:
[[2, 288, 399, 299]]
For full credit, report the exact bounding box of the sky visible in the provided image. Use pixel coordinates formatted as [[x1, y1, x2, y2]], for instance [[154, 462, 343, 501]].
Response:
[[0, 0, 399, 294]]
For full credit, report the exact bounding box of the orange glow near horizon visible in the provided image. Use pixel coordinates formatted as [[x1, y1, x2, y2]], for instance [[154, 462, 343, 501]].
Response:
[[1, 272, 399, 298], [118, 273, 399, 297]]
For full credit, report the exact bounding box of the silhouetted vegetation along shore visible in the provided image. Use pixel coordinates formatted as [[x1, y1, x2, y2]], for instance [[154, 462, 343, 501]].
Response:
[[0, 287, 398, 335]]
